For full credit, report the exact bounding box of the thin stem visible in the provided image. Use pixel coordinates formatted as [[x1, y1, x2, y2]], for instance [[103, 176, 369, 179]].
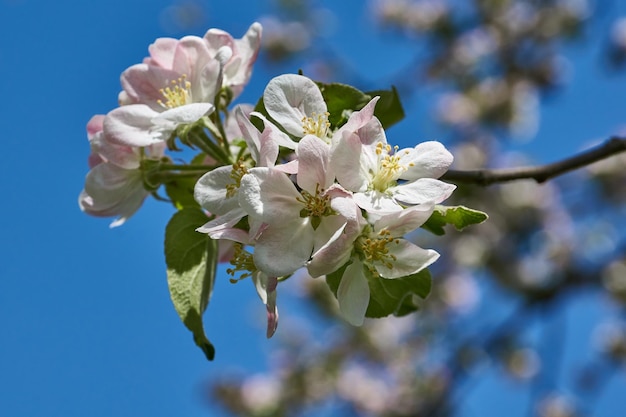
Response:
[[157, 163, 218, 172], [187, 129, 232, 165], [442, 137, 626, 186]]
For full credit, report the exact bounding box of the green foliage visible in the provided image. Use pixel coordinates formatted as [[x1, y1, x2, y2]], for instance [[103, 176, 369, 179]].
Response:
[[326, 264, 432, 319], [165, 177, 200, 209], [164, 208, 218, 361], [365, 86, 404, 129], [317, 82, 371, 127], [422, 205, 489, 236]]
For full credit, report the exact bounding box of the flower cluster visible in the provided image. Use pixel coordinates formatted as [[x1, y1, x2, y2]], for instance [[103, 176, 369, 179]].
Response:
[[194, 73, 456, 331], [79, 23, 262, 226], [79, 22, 468, 351]]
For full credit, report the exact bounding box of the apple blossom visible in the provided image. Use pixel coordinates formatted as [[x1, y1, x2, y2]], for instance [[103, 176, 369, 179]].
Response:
[[309, 205, 440, 325], [79, 115, 165, 227], [333, 134, 457, 214]]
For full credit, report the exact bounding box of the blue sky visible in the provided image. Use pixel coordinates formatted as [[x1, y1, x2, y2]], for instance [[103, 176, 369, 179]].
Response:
[[2, 1, 626, 416]]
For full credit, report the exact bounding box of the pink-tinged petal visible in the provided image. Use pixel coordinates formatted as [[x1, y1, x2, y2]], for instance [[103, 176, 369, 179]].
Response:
[[258, 124, 280, 167], [171, 35, 212, 78], [374, 204, 435, 236], [194, 165, 241, 215], [146, 37, 179, 67], [250, 272, 279, 338], [375, 241, 439, 279], [79, 163, 148, 227], [265, 275, 279, 338], [104, 105, 164, 147], [353, 190, 403, 214], [274, 159, 299, 174], [153, 102, 213, 125], [337, 262, 370, 326], [263, 74, 326, 137], [226, 104, 253, 142], [90, 131, 140, 170], [392, 178, 456, 205], [332, 131, 369, 192], [87, 115, 105, 139], [307, 222, 354, 278], [238, 168, 302, 223], [399, 141, 454, 180], [337, 96, 380, 137], [227, 22, 262, 93], [236, 106, 280, 166], [253, 219, 314, 277], [196, 208, 249, 243], [121, 64, 182, 109], [296, 135, 334, 193]]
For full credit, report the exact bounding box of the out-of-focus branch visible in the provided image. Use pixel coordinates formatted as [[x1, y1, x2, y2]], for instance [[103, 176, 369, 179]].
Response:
[[442, 137, 626, 185]]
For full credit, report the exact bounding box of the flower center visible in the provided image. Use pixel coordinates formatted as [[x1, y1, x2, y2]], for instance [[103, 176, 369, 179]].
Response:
[[297, 184, 334, 229], [302, 112, 331, 140], [225, 160, 248, 198], [371, 142, 413, 192], [227, 243, 257, 282], [157, 75, 192, 109], [358, 229, 400, 273]]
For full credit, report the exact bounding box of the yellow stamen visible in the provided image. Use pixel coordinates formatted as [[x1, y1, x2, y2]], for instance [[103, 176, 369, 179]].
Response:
[[225, 160, 248, 198], [302, 111, 331, 139], [371, 142, 413, 192], [226, 244, 256, 283], [358, 229, 400, 274], [157, 74, 192, 109]]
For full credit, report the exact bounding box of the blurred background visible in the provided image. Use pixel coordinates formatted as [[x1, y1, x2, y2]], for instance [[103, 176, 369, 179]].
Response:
[[2, 0, 626, 416]]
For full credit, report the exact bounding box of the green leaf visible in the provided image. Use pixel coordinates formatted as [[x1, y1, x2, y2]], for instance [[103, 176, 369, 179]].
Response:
[[422, 205, 489, 236], [164, 207, 217, 361], [325, 263, 432, 319], [317, 82, 371, 128], [365, 269, 432, 318], [164, 177, 200, 210], [365, 86, 404, 129]]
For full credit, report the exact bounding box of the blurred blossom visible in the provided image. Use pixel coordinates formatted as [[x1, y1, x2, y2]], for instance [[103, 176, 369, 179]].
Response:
[[258, 16, 311, 61], [611, 18, 626, 50], [373, 0, 448, 32], [537, 393, 578, 417], [593, 321, 626, 361], [240, 374, 282, 412], [453, 235, 488, 267], [441, 272, 480, 314], [366, 315, 415, 350], [337, 363, 390, 414], [504, 347, 541, 380], [159, 1, 206, 33], [449, 143, 487, 170], [452, 28, 499, 67], [437, 93, 479, 127], [510, 81, 539, 140], [602, 260, 626, 303], [577, 220, 618, 264]]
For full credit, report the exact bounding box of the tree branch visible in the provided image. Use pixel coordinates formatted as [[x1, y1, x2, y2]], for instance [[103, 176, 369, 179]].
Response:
[[441, 137, 626, 186]]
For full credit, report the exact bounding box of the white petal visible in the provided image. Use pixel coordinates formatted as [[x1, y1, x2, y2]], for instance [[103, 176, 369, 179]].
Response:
[[375, 240, 439, 279], [153, 102, 214, 125], [104, 105, 163, 147], [392, 178, 456, 205], [238, 167, 302, 223], [374, 204, 435, 236], [296, 135, 333, 192], [400, 141, 454, 180], [332, 131, 369, 192], [337, 262, 370, 326], [194, 166, 241, 215], [353, 190, 403, 214], [263, 74, 326, 137], [253, 219, 314, 277]]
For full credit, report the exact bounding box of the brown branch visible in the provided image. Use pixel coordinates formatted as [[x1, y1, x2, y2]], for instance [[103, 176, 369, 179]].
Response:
[[441, 137, 626, 186]]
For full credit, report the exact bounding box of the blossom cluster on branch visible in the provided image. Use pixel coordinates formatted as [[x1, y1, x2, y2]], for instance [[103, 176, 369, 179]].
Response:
[[78, 21, 486, 360]]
